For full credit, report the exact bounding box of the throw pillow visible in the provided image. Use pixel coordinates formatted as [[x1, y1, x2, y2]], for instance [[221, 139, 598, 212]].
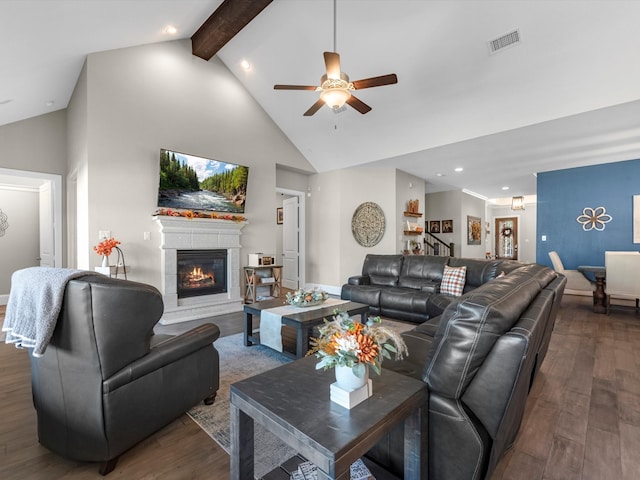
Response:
[[441, 265, 467, 296]]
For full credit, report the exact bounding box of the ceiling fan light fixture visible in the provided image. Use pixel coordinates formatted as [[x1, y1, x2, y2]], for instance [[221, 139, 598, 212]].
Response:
[[320, 88, 351, 109]]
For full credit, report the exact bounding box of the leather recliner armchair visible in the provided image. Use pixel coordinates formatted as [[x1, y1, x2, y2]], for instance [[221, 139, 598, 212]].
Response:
[[28, 274, 220, 475]]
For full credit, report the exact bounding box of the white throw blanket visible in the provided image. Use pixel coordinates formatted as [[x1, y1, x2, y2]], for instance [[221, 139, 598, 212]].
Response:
[[2, 267, 86, 357], [259, 298, 348, 352]]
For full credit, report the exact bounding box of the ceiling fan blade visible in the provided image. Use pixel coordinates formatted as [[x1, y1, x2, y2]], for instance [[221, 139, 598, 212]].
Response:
[[324, 51, 341, 79], [274, 85, 318, 90], [352, 74, 398, 90], [303, 98, 326, 116], [346, 95, 372, 114]]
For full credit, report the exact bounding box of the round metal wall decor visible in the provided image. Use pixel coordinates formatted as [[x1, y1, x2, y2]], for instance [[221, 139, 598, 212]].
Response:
[[351, 202, 385, 247]]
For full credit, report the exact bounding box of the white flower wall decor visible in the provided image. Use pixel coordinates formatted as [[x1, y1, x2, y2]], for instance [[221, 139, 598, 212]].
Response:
[[576, 206, 612, 231]]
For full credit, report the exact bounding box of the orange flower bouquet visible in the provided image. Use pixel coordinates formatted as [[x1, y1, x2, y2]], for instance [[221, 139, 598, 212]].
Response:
[[94, 237, 120, 257], [311, 310, 407, 378]]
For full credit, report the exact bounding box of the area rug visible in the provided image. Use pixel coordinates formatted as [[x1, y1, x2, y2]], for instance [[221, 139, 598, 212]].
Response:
[[187, 318, 414, 479]]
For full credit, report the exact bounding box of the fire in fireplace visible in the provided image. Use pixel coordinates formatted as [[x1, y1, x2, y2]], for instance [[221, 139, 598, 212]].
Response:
[[177, 249, 227, 299]]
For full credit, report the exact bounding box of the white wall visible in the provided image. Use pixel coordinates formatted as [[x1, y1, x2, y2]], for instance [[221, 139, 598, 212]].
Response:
[[306, 167, 398, 289], [396, 170, 426, 254], [0, 110, 67, 293], [0, 187, 39, 294], [71, 39, 315, 289]]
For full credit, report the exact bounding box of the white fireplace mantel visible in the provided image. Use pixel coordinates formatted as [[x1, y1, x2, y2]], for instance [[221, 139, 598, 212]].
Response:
[[154, 216, 247, 324]]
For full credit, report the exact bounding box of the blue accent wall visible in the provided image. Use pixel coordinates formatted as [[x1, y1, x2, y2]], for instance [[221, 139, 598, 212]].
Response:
[[537, 158, 640, 269]]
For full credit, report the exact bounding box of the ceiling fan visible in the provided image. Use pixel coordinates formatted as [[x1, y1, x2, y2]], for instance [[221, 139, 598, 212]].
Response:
[[273, 0, 397, 116]]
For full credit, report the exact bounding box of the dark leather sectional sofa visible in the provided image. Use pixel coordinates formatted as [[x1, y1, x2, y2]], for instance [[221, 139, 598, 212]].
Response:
[[341, 254, 522, 322], [342, 254, 567, 480]]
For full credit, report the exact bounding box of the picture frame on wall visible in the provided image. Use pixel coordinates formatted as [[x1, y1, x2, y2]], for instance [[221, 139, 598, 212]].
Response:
[[429, 220, 441, 234], [276, 207, 283, 225], [467, 215, 482, 245], [442, 219, 453, 233]]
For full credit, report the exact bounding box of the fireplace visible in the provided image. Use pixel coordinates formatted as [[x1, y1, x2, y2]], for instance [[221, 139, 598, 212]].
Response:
[[177, 249, 227, 299], [154, 215, 246, 325]]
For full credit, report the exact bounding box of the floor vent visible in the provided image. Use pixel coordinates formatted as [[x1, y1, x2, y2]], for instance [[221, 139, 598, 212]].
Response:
[[488, 29, 521, 54]]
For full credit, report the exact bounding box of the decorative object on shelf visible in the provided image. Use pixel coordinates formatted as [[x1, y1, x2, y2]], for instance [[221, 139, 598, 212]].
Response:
[[351, 202, 385, 247], [0, 208, 8, 237], [310, 310, 408, 379], [405, 220, 423, 233], [410, 239, 422, 255], [406, 198, 420, 214], [285, 287, 329, 307], [442, 219, 453, 233], [429, 220, 441, 233], [511, 196, 525, 211], [467, 215, 482, 245], [276, 207, 283, 225], [576, 206, 612, 231], [154, 208, 246, 222]]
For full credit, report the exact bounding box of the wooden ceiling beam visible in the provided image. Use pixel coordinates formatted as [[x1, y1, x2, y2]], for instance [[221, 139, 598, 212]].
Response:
[[191, 0, 273, 60]]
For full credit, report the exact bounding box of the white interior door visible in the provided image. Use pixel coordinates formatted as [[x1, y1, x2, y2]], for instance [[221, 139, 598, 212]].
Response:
[[282, 196, 299, 290], [39, 181, 55, 266]]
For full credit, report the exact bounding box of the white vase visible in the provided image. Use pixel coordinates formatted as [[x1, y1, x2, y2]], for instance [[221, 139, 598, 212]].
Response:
[[335, 364, 369, 391], [101, 255, 109, 268]]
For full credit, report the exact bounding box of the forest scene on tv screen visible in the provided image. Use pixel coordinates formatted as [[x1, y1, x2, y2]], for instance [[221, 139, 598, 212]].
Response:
[[158, 149, 249, 213]]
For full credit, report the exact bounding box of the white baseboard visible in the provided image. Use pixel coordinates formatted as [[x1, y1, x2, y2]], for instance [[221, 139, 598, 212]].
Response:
[[305, 283, 342, 297], [0, 294, 8, 305]]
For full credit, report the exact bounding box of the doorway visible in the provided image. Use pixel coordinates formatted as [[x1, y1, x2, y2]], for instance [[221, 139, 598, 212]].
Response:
[[494, 217, 518, 260], [276, 187, 305, 290]]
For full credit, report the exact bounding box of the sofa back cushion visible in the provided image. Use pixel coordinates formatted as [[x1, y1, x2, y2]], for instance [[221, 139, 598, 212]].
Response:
[[362, 254, 403, 287], [398, 255, 449, 290], [423, 264, 554, 399], [449, 257, 502, 289]]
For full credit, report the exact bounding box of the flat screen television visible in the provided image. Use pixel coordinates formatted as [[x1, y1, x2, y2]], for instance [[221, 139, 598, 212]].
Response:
[[157, 149, 249, 214]]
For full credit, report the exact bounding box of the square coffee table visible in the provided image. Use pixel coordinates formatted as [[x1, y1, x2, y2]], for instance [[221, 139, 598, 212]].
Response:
[[230, 355, 428, 480], [243, 299, 369, 359]]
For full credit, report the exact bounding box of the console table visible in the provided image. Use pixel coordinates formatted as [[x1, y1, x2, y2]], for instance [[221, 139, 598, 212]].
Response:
[[243, 265, 282, 303], [230, 355, 428, 480]]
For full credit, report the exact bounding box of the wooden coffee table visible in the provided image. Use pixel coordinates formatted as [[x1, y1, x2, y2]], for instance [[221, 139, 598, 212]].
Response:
[[230, 355, 428, 480], [242, 299, 369, 360]]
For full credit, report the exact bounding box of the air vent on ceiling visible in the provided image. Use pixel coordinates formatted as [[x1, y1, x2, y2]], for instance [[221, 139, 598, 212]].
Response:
[[488, 29, 521, 54]]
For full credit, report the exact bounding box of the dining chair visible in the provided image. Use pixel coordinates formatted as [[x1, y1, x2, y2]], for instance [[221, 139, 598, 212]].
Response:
[[604, 251, 640, 314], [548, 251, 594, 296]]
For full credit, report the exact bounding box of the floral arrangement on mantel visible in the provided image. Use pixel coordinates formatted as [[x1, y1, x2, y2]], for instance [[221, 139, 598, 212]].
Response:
[[310, 310, 408, 377], [285, 287, 329, 307], [93, 237, 120, 257], [155, 208, 246, 222]]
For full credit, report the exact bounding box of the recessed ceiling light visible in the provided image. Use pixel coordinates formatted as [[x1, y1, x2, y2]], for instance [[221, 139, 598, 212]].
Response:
[[454, 167, 463, 172], [45, 100, 55, 107], [240, 59, 252, 71], [164, 25, 178, 35], [436, 173, 444, 177], [0, 99, 12, 105], [502, 186, 509, 190]]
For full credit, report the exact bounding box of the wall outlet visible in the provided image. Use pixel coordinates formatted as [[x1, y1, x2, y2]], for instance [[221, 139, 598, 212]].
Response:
[[99, 230, 110, 240], [143, 231, 150, 240], [541, 235, 547, 242]]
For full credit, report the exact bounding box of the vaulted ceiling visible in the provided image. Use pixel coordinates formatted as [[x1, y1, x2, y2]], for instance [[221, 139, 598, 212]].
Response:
[[2, 1, 640, 200]]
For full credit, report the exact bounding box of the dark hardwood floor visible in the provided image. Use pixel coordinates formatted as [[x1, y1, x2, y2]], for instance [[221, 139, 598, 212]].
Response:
[[1, 294, 639, 479]]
